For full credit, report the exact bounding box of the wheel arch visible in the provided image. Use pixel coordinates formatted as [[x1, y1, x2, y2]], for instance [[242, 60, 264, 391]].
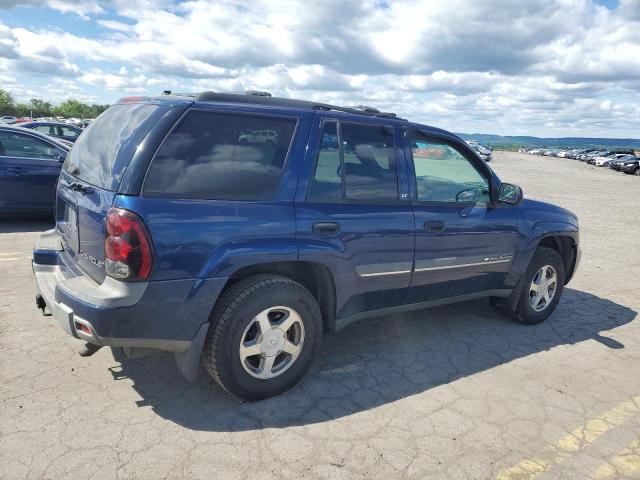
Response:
[[536, 234, 578, 284], [222, 261, 337, 332], [507, 222, 579, 288]]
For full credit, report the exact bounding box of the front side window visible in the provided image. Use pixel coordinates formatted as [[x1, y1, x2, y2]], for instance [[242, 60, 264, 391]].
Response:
[[307, 121, 399, 203], [409, 133, 490, 204], [0, 131, 61, 160], [144, 110, 296, 200]]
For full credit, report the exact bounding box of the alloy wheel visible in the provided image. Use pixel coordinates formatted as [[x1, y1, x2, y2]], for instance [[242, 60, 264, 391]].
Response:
[[239, 306, 305, 379], [529, 265, 558, 313]]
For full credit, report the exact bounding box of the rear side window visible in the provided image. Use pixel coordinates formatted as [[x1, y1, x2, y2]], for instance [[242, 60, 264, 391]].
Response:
[[308, 122, 341, 202], [341, 123, 398, 201], [63, 103, 165, 191], [143, 110, 296, 200], [307, 121, 399, 203]]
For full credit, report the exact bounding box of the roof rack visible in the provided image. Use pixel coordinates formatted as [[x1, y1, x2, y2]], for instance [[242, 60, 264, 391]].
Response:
[[180, 90, 403, 120]]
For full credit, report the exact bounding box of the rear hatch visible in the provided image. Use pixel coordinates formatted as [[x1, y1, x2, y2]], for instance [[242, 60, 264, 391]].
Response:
[[56, 101, 177, 282]]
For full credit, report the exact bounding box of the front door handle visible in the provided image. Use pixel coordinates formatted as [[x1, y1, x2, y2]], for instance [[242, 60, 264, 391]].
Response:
[[424, 220, 445, 233], [312, 222, 340, 236]]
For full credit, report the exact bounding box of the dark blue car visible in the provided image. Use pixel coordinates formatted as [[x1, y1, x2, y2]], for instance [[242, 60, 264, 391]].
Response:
[[0, 125, 69, 214], [20, 121, 83, 143], [32, 92, 580, 400]]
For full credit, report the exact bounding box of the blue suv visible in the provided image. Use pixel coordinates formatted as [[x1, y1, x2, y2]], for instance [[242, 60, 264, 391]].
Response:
[[33, 91, 580, 400]]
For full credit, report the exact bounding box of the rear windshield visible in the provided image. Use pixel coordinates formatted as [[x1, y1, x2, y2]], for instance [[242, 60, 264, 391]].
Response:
[[63, 103, 166, 191], [143, 110, 297, 200]]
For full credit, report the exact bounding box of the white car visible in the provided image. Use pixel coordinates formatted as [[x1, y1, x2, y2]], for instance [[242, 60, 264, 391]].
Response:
[[238, 129, 278, 145], [0, 115, 17, 124]]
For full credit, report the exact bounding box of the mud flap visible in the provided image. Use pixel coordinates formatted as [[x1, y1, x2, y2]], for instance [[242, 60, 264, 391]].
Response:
[[174, 323, 209, 382]]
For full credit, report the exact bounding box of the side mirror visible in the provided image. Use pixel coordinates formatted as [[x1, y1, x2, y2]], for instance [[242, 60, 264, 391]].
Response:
[[57, 152, 67, 162], [498, 183, 523, 205]]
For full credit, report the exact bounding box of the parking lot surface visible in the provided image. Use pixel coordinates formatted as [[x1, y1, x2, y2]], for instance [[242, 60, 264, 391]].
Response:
[[1, 151, 639, 480]]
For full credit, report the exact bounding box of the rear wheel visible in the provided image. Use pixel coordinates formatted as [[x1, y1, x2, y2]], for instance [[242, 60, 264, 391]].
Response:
[[512, 247, 565, 325], [202, 274, 322, 401]]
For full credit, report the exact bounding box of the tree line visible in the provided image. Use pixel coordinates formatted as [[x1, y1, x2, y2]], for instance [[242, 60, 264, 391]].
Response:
[[0, 89, 109, 119]]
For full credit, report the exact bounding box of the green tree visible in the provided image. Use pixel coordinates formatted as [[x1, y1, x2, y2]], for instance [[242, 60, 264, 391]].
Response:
[[15, 103, 31, 117], [30, 98, 53, 117], [0, 89, 16, 116], [55, 99, 89, 118], [0, 89, 14, 105]]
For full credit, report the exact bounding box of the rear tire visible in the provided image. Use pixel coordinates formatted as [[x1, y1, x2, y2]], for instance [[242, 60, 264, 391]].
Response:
[[512, 247, 565, 325], [202, 274, 322, 401]]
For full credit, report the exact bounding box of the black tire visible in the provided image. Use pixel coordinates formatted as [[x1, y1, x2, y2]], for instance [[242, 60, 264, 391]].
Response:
[[513, 246, 565, 325], [202, 274, 322, 401]]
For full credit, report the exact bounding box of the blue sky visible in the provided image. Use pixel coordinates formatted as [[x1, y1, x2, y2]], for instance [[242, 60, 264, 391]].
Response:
[[1, 0, 639, 137]]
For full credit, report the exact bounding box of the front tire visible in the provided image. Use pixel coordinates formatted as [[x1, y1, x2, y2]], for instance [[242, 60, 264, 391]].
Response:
[[513, 247, 565, 325], [202, 275, 322, 401]]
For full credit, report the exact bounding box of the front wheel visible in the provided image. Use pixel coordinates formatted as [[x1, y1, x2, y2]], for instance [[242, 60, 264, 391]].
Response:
[[512, 247, 565, 325], [202, 275, 322, 401]]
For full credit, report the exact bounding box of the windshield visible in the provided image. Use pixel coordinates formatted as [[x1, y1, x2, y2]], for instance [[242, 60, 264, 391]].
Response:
[[63, 103, 165, 191]]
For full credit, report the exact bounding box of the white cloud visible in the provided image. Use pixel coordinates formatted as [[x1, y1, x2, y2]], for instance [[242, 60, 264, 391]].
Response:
[[0, 0, 639, 136]]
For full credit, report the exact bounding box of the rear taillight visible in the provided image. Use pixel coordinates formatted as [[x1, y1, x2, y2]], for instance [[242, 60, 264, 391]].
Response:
[[105, 208, 154, 281]]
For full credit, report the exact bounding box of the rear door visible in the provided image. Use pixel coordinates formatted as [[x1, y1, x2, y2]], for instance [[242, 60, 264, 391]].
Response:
[[0, 129, 64, 213], [405, 128, 521, 302], [57, 102, 176, 282], [296, 114, 414, 322]]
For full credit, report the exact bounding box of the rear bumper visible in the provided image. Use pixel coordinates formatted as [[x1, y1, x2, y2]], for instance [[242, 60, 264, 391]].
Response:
[[33, 229, 228, 378]]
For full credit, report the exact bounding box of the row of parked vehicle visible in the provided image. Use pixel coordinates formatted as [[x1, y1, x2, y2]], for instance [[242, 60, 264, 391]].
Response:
[[521, 147, 640, 176], [466, 140, 493, 162], [1, 115, 93, 128]]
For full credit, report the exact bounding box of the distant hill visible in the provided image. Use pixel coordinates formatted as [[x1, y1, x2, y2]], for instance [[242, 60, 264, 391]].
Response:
[[456, 133, 640, 151]]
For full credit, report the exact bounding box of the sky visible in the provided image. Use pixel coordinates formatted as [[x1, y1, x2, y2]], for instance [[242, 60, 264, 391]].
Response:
[[0, 0, 639, 138]]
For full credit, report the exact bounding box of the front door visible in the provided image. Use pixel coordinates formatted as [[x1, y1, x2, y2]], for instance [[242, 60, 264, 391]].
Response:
[[296, 115, 414, 323], [405, 129, 521, 303]]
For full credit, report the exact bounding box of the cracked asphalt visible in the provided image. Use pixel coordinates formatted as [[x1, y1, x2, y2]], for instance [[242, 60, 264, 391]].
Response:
[[1, 151, 639, 480]]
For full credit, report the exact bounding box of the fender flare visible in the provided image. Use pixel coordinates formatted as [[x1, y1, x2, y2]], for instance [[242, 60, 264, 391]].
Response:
[[506, 221, 579, 288]]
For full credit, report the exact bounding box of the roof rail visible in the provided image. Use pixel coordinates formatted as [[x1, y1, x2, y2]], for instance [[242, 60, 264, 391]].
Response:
[[356, 105, 380, 114], [191, 91, 403, 120], [245, 90, 272, 97]]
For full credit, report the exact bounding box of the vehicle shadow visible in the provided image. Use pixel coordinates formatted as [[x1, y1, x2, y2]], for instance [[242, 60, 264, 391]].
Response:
[[111, 288, 636, 431], [0, 216, 54, 233]]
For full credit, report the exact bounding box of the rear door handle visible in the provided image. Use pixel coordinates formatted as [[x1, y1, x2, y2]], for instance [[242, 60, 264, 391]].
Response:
[[312, 222, 340, 236], [424, 220, 445, 232]]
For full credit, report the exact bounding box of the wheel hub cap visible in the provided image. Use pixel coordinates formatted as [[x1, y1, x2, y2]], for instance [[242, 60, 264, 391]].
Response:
[[261, 329, 286, 357], [239, 306, 305, 379]]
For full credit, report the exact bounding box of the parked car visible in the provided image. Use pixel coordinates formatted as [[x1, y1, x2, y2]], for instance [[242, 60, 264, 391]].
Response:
[[619, 156, 640, 175], [238, 129, 279, 145], [0, 125, 69, 214], [466, 141, 492, 162], [32, 91, 580, 400], [20, 121, 84, 143], [0, 115, 17, 124], [613, 155, 640, 175], [609, 155, 637, 171]]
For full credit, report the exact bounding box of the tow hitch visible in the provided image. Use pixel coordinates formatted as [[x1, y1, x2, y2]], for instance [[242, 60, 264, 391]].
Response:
[[35, 294, 51, 316]]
